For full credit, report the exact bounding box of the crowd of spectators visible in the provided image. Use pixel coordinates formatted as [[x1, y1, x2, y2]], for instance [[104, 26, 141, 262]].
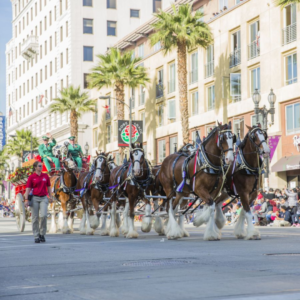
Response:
[[0, 200, 14, 218], [222, 187, 300, 227]]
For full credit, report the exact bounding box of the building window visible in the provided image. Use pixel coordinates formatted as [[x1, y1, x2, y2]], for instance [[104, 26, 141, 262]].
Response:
[[286, 103, 300, 135], [130, 9, 140, 18], [83, 0, 92, 6], [156, 68, 163, 98], [139, 85, 145, 106], [168, 63, 175, 93], [153, 41, 161, 52], [138, 44, 144, 58], [60, 26, 63, 42], [251, 114, 263, 127], [205, 45, 214, 78], [197, 6, 204, 22], [230, 30, 241, 68], [153, 0, 161, 13], [230, 73, 241, 102], [60, 53, 63, 68], [83, 19, 93, 34], [93, 128, 98, 148], [107, 0, 116, 9], [251, 67, 260, 94], [66, 48, 69, 64], [158, 105, 164, 127], [93, 104, 98, 124], [285, 53, 297, 85], [219, 0, 228, 10], [207, 85, 215, 111], [83, 46, 93, 61], [84, 73, 90, 88], [158, 139, 166, 163], [249, 21, 260, 60], [140, 111, 145, 133], [107, 124, 111, 143], [283, 4, 296, 45], [66, 21, 68, 37], [190, 52, 198, 84], [107, 21, 116, 36], [233, 117, 245, 139], [167, 98, 176, 120], [191, 91, 199, 116], [170, 136, 178, 154]]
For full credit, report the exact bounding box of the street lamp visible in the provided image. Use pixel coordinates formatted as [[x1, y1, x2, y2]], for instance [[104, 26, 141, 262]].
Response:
[[252, 88, 276, 188], [99, 95, 133, 150], [84, 142, 89, 156]]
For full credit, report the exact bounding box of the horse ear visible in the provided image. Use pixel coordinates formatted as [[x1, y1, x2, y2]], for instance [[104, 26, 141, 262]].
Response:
[[246, 125, 252, 131], [228, 121, 232, 129], [96, 150, 99, 156], [217, 121, 221, 126]]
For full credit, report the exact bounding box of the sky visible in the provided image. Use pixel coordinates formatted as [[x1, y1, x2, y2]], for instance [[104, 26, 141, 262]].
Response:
[[0, 0, 12, 116]]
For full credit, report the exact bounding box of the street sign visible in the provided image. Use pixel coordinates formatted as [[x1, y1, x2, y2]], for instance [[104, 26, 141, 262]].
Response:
[[0, 116, 6, 151], [118, 120, 143, 147], [22, 150, 39, 162]]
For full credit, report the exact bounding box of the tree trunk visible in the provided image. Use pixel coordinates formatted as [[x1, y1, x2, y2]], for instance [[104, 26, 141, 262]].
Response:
[[177, 41, 189, 144], [70, 109, 78, 141], [114, 81, 126, 159]]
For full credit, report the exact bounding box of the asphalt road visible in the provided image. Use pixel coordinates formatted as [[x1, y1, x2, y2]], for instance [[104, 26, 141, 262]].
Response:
[[0, 218, 300, 300]]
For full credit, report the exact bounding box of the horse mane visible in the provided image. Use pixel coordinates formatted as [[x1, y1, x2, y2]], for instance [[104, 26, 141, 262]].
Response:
[[177, 143, 194, 153], [239, 125, 258, 149]]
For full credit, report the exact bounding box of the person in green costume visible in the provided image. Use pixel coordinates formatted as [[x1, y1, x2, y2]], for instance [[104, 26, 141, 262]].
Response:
[[66, 136, 83, 169], [38, 134, 60, 172]]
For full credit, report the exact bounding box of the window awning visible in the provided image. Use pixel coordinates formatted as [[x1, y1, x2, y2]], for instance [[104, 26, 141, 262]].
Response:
[[271, 155, 300, 173]]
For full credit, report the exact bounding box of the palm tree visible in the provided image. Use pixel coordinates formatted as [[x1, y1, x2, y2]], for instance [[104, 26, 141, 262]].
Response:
[[150, 4, 213, 143], [50, 85, 97, 140], [88, 48, 149, 121], [5, 129, 39, 157], [275, 0, 299, 7]]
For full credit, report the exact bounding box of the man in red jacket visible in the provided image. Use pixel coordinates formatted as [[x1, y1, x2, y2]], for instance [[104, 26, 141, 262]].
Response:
[[24, 161, 53, 243]]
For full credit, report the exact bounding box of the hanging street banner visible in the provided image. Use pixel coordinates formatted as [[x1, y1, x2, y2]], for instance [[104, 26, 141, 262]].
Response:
[[22, 150, 40, 163], [118, 120, 143, 147], [0, 116, 6, 151], [268, 135, 281, 163]]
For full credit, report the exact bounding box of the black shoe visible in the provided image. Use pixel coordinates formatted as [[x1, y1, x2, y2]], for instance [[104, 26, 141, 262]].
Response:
[[35, 238, 40, 243], [39, 235, 46, 242]]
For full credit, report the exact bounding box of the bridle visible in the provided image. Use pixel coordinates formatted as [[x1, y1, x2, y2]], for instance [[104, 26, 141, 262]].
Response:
[[131, 148, 145, 177], [94, 155, 108, 181], [248, 127, 268, 155], [217, 129, 236, 154]]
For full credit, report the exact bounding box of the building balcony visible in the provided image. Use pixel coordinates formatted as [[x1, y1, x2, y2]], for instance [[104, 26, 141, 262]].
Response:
[[189, 69, 198, 84], [205, 61, 214, 78], [248, 41, 260, 60], [168, 80, 175, 94], [229, 49, 241, 68], [156, 84, 163, 99], [282, 23, 296, 46], [21, 35, 39, 60]]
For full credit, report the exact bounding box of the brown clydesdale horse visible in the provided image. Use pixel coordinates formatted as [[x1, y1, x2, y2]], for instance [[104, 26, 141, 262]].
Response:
[[49, 158, 78, 234], [159, 122, 235, 240], [77, 151, 117, 235], [215, 125, 270, 240], [108, 142, 153, 238]]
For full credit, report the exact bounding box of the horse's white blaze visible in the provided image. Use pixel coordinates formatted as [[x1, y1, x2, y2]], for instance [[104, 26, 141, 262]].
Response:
[[133, 150, 143, 175], [257, 132, 270, 154], [203, 203, 220, 241], [94, 157, 102, 179], [215, 202, 226, 230], [245, 210, 261, 240], [225, 132, 234, 163]]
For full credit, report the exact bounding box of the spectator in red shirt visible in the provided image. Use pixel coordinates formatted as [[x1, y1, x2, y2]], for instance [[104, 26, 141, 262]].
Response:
[[24, 161, 53, 243]]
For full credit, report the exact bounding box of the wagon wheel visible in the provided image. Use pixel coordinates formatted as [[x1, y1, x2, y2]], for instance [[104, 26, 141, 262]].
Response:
[[15, 193, 26, 232]]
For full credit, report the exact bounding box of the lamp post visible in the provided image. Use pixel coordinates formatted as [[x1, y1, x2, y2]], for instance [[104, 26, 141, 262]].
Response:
[[252, 88, 276, 187], [99, 96, 133, 150]]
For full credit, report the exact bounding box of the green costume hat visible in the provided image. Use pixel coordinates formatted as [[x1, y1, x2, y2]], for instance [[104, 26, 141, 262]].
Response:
[[42, 136, 50, 140], [68, 136, 76, 141]]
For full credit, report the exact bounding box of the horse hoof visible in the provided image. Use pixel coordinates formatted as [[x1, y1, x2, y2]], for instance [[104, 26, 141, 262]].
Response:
[[236, 234, 246, 239], [86, 229, 94, 235], [245, 234, 261, 240], [141, 222, 152, 233], [126, 231, 138, 239], [109, 229, 120, 237], [80, 231, 86, 235], [48, 228, 57, 234], [62, 229, 71, 234], [99, 230, 109, 236]]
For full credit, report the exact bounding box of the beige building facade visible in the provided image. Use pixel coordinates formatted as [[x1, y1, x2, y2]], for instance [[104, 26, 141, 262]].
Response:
[[92, 0, 300, 189]]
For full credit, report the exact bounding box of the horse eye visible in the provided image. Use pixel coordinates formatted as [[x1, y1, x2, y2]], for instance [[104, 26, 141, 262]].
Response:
[[135, 152, 138, 156]]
